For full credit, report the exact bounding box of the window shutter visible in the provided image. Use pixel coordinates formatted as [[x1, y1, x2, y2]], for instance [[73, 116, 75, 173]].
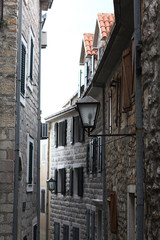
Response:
[[98, 47, 102, 60], [28, 141, 33, 184], [97, 137, 102, 172], [78, 167, 83, 197], [55, 169, 58, 194], [33, 224, 38, 240], [84, 62, 88, 89], [115, 76, 121, 128], [122, 47, 133, 112], [93, 139, 97, 173], [110, 191, 117, 233], [62, 120, 67, 146], [91, 211, 95, 240], [69, 168, 73, 196], [73, 227, 79, 240], [89, 140, 93, 173], [86, 144, 89, 174], [86, 209, 90, 240], [54, 123, 58, 148], [61, 168, 66, 195], [78, 117, 84, 142], [91, 54, 95, 74], [54, 222, 60, 240], [108, 91, 112, 134], [30, 37, 34, 81], [70, 117, 74, 145], [63, 224, 69, 240], [78, 69, 82, 98], [41, 189, 45, 213], [21, 43, 26, 95]]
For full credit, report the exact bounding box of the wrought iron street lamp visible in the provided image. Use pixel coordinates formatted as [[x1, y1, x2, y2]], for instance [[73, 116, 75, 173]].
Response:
[[76, 96, 135, 138], [46, 177, 56, 193], [76, 96, 100, 134]]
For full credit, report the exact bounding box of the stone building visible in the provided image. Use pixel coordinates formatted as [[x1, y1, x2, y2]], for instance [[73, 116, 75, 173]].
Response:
[[0, 0, 52, 239]]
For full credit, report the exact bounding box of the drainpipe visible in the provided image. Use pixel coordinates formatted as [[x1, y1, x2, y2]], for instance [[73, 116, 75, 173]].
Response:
[[37, 4, 42, 240], [102, 87, 107, 240], [134, 0, 144, 239], [13, 0, 23, 239]]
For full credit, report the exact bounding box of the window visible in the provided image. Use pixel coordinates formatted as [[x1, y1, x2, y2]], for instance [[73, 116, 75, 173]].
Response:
[[97, 210, 102, 240], [127, 185, 136, 240], [28, 30, 34, 82], [84, 62, 88, 89], [91, 54, 95, 75], [27, 134, 34, 192], [41, 189, 45, 213], [122, 46, 135, 112], [97, 137, 102, 173], [86, 209, 95, 240], [108, 91, 112, 134], [63, 224, 69, 240], [70, 116, 84, 145], [110, 191, 117, 233], [86, 139, 97, 174], [69, 167, 83, 197], [54, 222, 60, 240], [55, 168, 66, 195], [78, 69, 82, 98], [41, 141, 47, 164], [33, 224, 38, 240], [72, 227, 79, 240], [0, 0, 4, 21], [21, 37, 27, 96], [54, 120, 67, 147]]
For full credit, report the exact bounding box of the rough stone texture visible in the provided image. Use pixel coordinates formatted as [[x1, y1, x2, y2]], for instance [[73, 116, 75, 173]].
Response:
[[142, 0, 160, 239], [0, 0, 40, 239]]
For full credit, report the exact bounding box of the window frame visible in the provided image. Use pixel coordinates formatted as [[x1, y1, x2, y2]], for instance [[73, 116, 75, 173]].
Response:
[[26, 134, 34, 192], [20, 35, 27, 106], [28, 28, 34, 92]]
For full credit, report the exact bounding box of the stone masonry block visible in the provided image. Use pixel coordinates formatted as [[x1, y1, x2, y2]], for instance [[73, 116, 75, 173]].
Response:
[[0, 160, 13, 172]]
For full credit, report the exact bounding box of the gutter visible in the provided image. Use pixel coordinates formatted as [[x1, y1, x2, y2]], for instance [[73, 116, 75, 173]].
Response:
[[134, 0, 144, 239], [102, 87, 107, 240], [13, 0, 23, 239], [37, 4, 43, 240]]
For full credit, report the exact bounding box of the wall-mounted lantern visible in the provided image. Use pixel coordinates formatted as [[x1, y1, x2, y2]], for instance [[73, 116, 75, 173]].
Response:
[[46, 177, 56, 193]]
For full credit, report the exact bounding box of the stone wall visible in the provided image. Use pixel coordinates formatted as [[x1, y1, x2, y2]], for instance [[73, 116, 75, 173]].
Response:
[[0, 0, 40, 239], [142, 0, 160, 239], [48, 107, 104, 239], [0, 0, 18, 238]]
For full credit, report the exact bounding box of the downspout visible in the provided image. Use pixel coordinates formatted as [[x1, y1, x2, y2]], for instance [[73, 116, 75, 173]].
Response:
[[102, 87, 107, 240], [13, 0, 23, 239], [134, 0, 144, 239], [37, 4, 42, 240]]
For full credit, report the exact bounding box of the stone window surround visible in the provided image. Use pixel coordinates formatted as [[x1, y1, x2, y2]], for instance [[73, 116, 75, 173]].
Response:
[[26, 133, 34, 192], [20, 35, 27, 107], [27, 27, 35, 92]]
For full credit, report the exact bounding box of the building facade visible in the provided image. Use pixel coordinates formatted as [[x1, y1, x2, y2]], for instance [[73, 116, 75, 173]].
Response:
[[0, 0, 52, 239]]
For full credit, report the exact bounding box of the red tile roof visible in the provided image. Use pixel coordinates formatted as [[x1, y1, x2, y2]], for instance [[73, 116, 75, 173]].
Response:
[[83, 33, 98, 57], [98, 13, 115, 40]]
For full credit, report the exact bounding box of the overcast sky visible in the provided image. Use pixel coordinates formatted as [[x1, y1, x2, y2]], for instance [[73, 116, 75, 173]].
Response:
[[41, 0, 114, 119]]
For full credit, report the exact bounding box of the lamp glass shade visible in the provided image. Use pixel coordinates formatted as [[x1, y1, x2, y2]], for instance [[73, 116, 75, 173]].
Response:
[[46, 178, 56, 192], [76, 96, 100, 129], [78, 103, 98, 127]]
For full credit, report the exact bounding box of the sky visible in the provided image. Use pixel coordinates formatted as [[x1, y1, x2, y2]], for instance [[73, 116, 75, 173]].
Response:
[[41, 0, 114, 119]]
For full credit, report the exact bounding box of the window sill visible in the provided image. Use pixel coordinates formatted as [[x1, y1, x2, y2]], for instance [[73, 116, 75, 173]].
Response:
[[26, 184, 33, 192], [20, 94, 25, 107], [27, 79, 33, 93]]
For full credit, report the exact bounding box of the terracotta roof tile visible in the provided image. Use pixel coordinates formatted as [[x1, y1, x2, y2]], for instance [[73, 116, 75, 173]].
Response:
[[83, 33, 95, 57], [98, 13, 115, 40]]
